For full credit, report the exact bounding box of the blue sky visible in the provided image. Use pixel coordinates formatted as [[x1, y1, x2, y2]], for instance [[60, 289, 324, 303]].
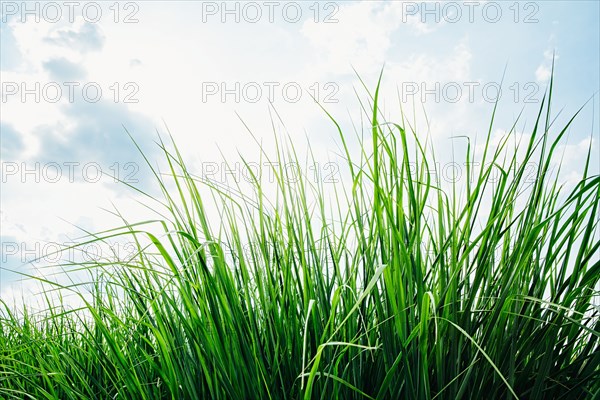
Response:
[[1, 0, 599, 305]]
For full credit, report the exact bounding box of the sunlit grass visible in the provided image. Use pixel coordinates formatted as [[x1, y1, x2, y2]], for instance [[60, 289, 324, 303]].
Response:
[[1, 72, 598, 399]]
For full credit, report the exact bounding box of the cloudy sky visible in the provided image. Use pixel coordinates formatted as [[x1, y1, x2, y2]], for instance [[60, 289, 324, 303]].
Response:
[[1, 0, 599, 305]]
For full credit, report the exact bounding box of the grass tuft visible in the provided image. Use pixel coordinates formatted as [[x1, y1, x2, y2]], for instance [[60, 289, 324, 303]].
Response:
[[1, 74, 599, 399]]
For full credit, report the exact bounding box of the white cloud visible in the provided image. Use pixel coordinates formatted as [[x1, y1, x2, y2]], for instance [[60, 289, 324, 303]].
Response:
[[535, 64, 551, 83], [535, 46, 558, 83], [300, 1, 437, 75]]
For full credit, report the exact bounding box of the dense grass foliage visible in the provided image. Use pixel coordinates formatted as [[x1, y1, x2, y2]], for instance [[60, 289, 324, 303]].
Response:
[[1, 75, 599, 399]]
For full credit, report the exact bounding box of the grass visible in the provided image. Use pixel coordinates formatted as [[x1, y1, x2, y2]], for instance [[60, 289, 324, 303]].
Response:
[[1, 72, 599, 399]]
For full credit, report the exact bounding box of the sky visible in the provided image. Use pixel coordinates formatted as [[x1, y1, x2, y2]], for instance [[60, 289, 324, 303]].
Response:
[[1, 0, 599, 308]]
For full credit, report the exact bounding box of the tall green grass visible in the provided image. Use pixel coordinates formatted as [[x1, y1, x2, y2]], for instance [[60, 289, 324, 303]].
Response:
[[1, 73, 599, 399]]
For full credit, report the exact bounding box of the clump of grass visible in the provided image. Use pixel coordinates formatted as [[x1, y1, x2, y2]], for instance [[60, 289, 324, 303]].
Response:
[[1, 72, 599, 399]]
